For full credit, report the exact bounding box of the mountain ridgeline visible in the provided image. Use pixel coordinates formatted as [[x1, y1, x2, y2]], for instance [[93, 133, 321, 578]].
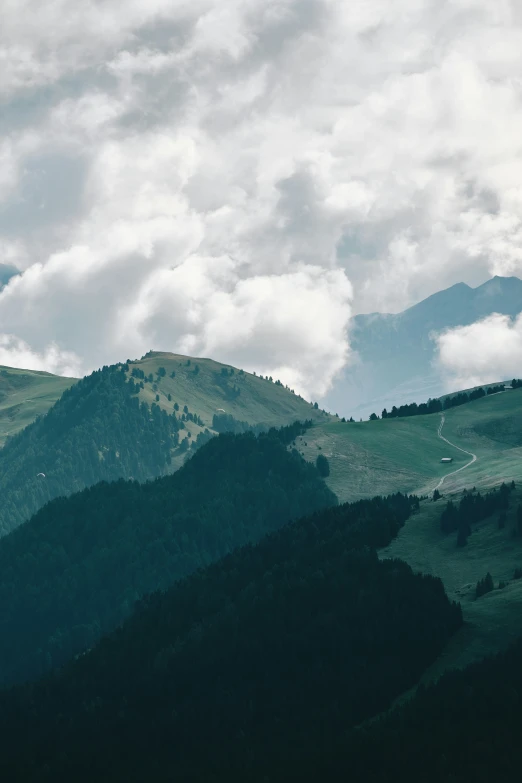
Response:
[[374, 382, 519, 421], [0, 427, 335, 686], [0, 354, 328, 538], [0, 490, 463, 782]]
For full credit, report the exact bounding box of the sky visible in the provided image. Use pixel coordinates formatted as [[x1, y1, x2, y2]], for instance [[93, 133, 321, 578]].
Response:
[[2, 0, 522, 398]]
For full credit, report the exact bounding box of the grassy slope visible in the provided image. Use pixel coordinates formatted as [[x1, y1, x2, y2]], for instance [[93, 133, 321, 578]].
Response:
[[379, 489, 522, 695], [0, 366, 77, 447], [126, 352, 331, 464], [434, 388, 522, 492], [295, 416, 468, 502], [297, 388, 522, 503], [296, 389, 522, 682]]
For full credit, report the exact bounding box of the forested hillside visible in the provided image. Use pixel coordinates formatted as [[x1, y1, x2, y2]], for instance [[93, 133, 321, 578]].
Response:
[[0, 363, 181, 536], [0, 491, 462, 782], [325, 636, 522, 783], [0, 354, 330, 537], [126, 352, 330, 434], [0, 428, 335, 685]]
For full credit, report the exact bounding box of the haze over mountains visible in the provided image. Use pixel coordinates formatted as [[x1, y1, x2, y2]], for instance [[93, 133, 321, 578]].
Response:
[[325, 275, 522, 418]]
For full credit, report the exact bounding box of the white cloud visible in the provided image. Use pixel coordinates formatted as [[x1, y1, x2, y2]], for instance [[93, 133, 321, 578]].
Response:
[[0, 334, 81, 377], [434, 313, 522, 390], [2, 1, 522, 398], [127, 260, 352, 398]]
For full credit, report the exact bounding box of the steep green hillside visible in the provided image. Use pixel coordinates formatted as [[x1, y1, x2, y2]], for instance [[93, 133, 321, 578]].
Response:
[[380, 485, 522, 685], [294, 385, 522, 685], [0, 428, 335, 686], [0, 354, 330, 537], [433, 387, 522, 492], [296, 414, 467, 502], [126, 351, 329, 456], [0, 365, 76, 446], [0, 492, 462, 783], [298, 387, 522, 503]]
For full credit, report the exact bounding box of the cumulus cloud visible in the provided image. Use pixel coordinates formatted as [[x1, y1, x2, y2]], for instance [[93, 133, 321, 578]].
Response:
[[434, 313, 522, 390], [129, 261, 352, 398], [0, 334, 81, 377], [2, 0, 522, 397]]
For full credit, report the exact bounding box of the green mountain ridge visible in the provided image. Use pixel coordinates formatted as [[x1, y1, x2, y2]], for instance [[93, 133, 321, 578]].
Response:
[[302, 385, 522, 504], [0, 353, 330, 537]]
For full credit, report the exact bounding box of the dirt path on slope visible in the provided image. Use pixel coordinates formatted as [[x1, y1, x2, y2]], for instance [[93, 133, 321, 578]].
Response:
[[434, 414, 477, 491]]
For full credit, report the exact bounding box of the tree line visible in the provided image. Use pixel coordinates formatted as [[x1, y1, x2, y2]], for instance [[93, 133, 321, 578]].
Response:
[[439, 482, 515, 546], [366, 380, 522, 421]]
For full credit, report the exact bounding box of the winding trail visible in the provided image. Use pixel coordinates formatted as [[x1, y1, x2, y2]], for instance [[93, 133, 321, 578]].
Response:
[[434, 414, 477, 491]]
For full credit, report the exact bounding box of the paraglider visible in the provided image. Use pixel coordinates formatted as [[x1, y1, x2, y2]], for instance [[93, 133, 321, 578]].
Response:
[[36, 473, 46, 478]]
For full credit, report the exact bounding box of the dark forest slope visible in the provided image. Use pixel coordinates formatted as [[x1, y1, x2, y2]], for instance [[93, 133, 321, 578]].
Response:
[[0, 427, 335, 686], [322, 635, 522, 783], [0, 492, 462, 782]]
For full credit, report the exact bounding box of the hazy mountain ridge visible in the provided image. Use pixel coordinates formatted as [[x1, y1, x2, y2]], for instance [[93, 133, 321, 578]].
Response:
[[324, 275, 522, 418]]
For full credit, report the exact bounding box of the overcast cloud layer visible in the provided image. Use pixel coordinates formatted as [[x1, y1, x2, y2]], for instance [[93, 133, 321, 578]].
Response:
[[2, 1, 522, 397]]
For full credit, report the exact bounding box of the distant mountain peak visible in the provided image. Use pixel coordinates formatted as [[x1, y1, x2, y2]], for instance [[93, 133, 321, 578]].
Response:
[[324, 274, 522, 418], [474, 274, 522, 295]]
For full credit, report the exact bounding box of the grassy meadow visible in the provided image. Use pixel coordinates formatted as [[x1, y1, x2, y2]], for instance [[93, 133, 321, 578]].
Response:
[[0, 366, 77, 447], [126, 352, 332, 463], [298, 387, 522, 503], [379, 486, 522, 691]]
